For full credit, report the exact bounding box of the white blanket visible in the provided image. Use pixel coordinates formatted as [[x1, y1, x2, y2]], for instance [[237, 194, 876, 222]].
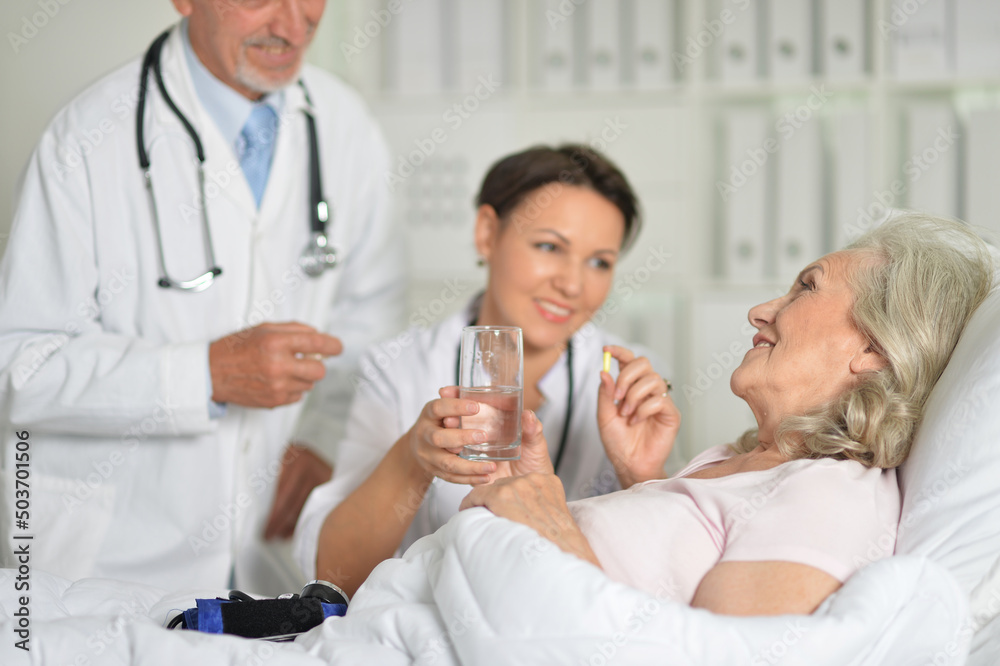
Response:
[[0, 509, 972, 665]]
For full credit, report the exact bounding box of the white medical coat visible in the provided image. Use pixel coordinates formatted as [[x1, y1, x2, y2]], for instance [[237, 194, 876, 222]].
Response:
[[0, 26, 403, 595], [294, 297, 664, 579]]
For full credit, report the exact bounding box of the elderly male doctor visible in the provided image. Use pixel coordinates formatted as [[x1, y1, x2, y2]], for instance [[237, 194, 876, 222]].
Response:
[[0, 0, 403, 594]]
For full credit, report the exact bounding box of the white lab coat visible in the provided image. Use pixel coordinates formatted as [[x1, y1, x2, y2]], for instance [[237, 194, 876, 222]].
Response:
[[0, 26, 403, 595], [293, 297, 665, 579]]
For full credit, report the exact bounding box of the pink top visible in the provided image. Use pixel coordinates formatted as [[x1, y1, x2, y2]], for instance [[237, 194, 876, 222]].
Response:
[[568, 445, 900, 603]]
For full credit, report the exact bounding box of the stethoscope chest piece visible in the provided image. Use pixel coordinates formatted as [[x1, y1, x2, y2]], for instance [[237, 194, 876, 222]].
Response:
[[300, 231, 337, 277]]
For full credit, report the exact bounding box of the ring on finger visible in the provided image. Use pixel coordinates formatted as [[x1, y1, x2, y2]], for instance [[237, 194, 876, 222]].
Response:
[[662, 380, 673, 397]]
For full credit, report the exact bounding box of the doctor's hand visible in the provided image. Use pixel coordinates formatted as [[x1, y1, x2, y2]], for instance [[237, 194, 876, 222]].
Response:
[[459, 473, 601, 568], [209, 322, 342, 409], [597, 345, 680, 489], [405, 387, 498, 486], [263, 443, 332, 541]]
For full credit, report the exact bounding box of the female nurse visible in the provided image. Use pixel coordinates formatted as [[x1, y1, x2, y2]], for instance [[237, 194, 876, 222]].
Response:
[[293, 144, 677, 596]]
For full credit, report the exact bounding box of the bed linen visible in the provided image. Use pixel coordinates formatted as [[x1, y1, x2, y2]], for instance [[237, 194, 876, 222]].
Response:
[[0, 508, 970, 665]]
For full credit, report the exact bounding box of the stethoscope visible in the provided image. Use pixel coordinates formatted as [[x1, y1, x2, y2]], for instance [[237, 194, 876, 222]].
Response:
[[454, 323, 575, 475], [135, 29, 337, 292]]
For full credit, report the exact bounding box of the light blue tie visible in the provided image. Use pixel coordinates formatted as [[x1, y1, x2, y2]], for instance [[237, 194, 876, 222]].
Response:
[[238, 104, 278, 208]]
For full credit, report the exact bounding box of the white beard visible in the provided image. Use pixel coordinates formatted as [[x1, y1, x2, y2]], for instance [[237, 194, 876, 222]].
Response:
[[235, 56, 299, 95]]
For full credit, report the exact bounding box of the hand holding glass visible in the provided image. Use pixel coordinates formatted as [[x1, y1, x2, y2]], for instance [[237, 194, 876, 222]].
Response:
[[458, 326, 523, 461]]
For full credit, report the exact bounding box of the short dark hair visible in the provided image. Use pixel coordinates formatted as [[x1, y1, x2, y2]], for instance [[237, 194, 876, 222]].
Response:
[[474, 144, 641, 251]]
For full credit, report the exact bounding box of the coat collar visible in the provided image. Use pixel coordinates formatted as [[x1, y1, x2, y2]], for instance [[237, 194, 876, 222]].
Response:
[[179, 18, 286, 151]]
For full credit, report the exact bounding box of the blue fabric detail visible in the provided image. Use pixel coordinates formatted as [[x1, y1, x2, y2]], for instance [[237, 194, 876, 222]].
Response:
[[321, 603, 348, 619], [194, 598, 227, 634], [182, 607, 199, 631]]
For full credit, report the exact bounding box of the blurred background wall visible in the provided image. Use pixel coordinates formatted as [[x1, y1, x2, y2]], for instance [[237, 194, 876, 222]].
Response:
[[2, 0, 999, 465]]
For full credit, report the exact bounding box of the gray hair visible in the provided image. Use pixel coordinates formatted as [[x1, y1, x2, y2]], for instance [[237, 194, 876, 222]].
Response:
[[733, 213, 995, 468]]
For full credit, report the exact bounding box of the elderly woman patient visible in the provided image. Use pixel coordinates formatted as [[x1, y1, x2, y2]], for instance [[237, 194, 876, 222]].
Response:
[[458, 214, 994, 616]]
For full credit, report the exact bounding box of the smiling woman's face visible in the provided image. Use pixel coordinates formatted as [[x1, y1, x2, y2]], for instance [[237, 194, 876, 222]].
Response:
[[730, 249, 887, 442], [474, 185, 625, 354]]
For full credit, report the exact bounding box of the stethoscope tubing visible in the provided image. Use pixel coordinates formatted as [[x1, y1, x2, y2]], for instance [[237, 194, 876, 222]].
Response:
[[135, 28, 334, 290]]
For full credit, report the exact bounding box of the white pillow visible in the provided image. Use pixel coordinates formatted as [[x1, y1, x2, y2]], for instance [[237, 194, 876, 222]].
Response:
[[896, 282, 1000, 598]]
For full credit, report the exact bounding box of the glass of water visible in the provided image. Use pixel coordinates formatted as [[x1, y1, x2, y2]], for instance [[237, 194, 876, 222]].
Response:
[[458, 326, 523, 461]]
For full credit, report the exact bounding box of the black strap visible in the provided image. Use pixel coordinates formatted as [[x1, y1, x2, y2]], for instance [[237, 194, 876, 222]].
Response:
[[219, 597, 326, 639], [454, 329, 574, 475]]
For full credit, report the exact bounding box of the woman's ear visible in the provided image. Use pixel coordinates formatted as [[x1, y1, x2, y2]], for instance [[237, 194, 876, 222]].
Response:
[[849, 344, 889, 375], [473, 204, 501, 262]]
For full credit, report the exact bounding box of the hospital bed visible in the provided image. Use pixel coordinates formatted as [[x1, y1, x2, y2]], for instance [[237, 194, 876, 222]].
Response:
[[1, 273, 999, 665]]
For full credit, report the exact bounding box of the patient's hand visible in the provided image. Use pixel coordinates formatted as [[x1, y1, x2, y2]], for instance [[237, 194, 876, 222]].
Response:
[[460, 473, 601, 568], [487, 409, 554, 482]]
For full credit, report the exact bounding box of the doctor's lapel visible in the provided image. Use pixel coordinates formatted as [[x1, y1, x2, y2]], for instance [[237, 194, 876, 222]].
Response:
[[255, 82, 313, 235], [138, 27, 259, 329]]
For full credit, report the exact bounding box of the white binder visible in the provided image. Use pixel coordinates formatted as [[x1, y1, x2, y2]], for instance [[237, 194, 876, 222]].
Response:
[[455, 0, 507, 92], [718, 0, 761, 82], [384, 0, 444, 94], [586, 0, 622, 90], [964, 109, 1000, 238], [535, 0, 577, 90], [767, 0, 813, 81], [954, 0, 1000, 78], [827, 110, 872, 249], [774, 119, 822, 282], [904, 103, 958, 219], [890, 0, 951, 80], [720, 110, 770, 282], [630, 0, 675, 88], [820, 0, 867, 79]]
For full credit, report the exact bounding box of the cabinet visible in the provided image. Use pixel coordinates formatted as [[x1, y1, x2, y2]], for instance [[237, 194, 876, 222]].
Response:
[[320, 0, 1000, 462]]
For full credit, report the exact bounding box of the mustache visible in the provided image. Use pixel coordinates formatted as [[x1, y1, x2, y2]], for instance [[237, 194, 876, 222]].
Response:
[[244, 36, 293, 49]]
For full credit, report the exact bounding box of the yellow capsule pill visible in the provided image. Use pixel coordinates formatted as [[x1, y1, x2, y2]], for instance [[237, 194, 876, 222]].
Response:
[[603, 351, 611, 373]]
